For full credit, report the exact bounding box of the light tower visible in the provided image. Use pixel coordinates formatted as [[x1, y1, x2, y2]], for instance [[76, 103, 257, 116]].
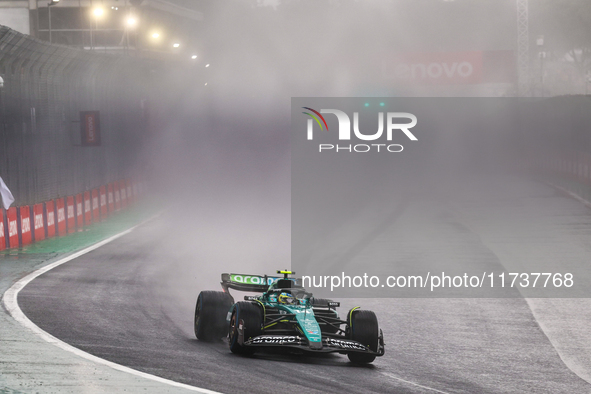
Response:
[[516, 0, 530, 97]]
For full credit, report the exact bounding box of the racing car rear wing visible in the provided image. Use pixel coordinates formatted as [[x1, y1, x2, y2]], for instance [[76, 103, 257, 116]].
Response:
[[221, 273, 301, 293]]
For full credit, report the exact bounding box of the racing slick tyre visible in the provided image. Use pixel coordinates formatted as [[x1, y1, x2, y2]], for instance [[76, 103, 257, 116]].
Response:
[[229, 301, 263, 355], [194, 291, 234, 341], [347, 309, 379, 364]]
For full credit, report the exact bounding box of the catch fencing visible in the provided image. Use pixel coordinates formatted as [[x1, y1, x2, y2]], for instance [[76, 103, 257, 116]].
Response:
[[0, 24, 150, 206]]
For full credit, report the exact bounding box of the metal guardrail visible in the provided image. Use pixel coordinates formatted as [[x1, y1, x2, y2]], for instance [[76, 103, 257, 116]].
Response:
[[0, 25, 150, 206]]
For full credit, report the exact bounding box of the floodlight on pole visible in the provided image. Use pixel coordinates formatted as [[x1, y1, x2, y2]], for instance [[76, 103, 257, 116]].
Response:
[[173, 43, 180, 48], [93, 8, 104, 17], [48, 0, 60, 44], [126, 17, 137, 27], [537, 35, 545, 97]]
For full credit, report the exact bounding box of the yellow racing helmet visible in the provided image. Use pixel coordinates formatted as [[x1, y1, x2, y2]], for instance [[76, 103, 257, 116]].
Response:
[[278, 292, 296, 305]]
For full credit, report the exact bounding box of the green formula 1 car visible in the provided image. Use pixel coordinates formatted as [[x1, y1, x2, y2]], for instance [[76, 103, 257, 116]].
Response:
[[194, 270, 385, 364]]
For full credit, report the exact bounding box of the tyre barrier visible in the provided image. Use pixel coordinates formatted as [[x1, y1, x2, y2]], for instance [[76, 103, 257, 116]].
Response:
[[0, 179, 145, 250]]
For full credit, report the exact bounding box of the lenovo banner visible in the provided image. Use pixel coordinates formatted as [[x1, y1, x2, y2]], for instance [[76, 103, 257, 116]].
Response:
[[75, 193, 84, 228], [80, 111, 101, 146], [67, 196, 76, 233], [19, 206, 32, 246], [46, 200, 56, 238], [100, 185, 108, 219], [382, 50, 515, 86], [91, 189, 100, 222], [84, 191, 92, 225], [33, 203, 45, 242], [7, 207, 18, 248], [107, 183, 114, 213], [114, 183, 121, 211], [56, 198, 67, 236]]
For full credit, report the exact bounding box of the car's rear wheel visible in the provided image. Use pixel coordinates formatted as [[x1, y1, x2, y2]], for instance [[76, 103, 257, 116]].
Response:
[[228, 301, 263, 355], [347, 309, 379, 364], [194, 291, 234, 341]]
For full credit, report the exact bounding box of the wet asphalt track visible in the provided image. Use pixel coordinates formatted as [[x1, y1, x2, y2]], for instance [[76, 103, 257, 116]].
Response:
[[18, 179, 591, 394]]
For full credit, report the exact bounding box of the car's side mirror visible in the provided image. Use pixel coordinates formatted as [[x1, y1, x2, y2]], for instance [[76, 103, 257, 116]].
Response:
[[300, 292, 314, 306]]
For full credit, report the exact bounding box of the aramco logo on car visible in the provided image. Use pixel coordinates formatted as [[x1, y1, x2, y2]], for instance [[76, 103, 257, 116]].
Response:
[[302, 107, 417, 153], [230, 274, 277, 286]]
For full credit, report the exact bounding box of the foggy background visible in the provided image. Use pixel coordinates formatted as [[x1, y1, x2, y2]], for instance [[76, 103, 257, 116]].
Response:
[[124, 0, 591, 302], [3, 3, 591, 392], [4, 3, 591, 391], [1, 0, 580, 301]]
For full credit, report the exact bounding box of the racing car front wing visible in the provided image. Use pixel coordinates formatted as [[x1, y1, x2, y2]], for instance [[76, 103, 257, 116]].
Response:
[[236, 321, 385, 356]]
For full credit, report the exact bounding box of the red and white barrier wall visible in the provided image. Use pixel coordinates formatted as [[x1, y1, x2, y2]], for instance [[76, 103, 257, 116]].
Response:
[[0, 179, 145, 250], [529, 150, 591, 184]]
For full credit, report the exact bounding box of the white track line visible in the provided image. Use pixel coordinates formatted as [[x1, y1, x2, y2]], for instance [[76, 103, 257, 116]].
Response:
[[2, 217, 222, 394], [380, 372, 452, 394], [544, 180, 591, 210]]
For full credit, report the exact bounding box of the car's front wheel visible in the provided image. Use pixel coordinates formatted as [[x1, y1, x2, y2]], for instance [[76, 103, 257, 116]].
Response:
[[228, 301, 263, 355], [347, 308, 379, 364]]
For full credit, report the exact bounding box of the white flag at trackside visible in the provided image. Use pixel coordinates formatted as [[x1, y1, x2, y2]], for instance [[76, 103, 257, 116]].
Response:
[[0, 176, 14, 210]]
